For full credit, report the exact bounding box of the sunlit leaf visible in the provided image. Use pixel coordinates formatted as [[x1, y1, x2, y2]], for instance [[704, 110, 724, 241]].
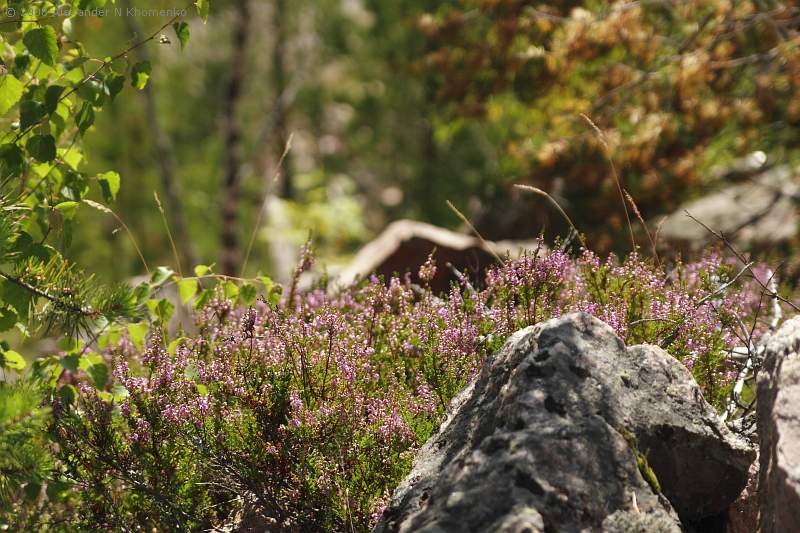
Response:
[[178, 278, 198, 304], [97, 170, 120, 201], [23, 26, 58, 67], [173, 22, 190, 50], [0, 73, 23, 116], [0, 349, 26, 370], [130, 61, 151, 90]]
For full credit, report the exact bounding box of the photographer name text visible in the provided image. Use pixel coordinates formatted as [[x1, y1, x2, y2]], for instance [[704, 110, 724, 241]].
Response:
[[5, 6, 188, 18]]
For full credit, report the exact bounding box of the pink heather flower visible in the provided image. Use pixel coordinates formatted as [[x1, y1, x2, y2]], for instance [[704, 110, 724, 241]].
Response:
[[75, 243, 771, 529], [418, 253, 437, 284]]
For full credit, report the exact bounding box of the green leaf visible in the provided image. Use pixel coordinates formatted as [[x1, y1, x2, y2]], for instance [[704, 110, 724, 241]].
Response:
[[150, 266, 174, 287], [46, 479, 73, 500], [110, 383, 129, 401], [158, 299, 175, 322], [195, 0, 210, 22], [0, 74, 24, 115], [26, 134, 56, 162], [78, 353, 108, 389], [97, 390, 113, 402], [0, 143, 24, 177], [59, 353, 79, 373], [87, 362, 108, 389], [130, 61, 151, 90], [239, 283, 257, 305], [23, 27, 58, 67], [260, 276, 274, 291], [58, 384, 77, 406], [168, 337, 184, 356], [2, 280, 32, 320], [25, 480, 41, 501], [0, 307, 17, 332], [1, 349, 26, 370], [132, 282, 151, 306], [76, 79, 104, 106], [55, 201, 79, 220], [44, 85, 65, 113], [173, 22, 190, 50], [127, 322, 148, 351], [97, 170, 120, 201], [61, 146, 82, 170], [193, 288, 212, 309], [75, 102, 94, 135], [177, 278, 198, 304], [223, 281, 239, 300], [11, 56, 30, 77], [105, 74, 125, 101], [184, 364, 198, 380], [146, 298, 174, 323], [194, 264, 210, 277], [20, 99, 45, 129], [97, 328, 121, 350]]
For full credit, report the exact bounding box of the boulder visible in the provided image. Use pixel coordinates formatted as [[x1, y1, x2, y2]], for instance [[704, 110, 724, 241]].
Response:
[[332, 219, 539, 293], [375, 313, 754, 532], [656, 165, 799, 251], [757, 316, 800, 533]]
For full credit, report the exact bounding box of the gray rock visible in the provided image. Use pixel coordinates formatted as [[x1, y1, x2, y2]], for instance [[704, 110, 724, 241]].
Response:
[[374, 313, 754, 533], [757, 316, 800, 533], [656, 165, 799, 251]]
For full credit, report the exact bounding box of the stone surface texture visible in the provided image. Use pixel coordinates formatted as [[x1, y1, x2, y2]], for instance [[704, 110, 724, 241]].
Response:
[[374, 313, 754, 533], [757, 316, 800, 533], [657, 165, 799, 251]]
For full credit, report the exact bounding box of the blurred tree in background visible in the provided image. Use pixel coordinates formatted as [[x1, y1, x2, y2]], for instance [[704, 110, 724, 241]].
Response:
[[68, 0, 500, 279], [420, 0, 800, 251], [61, 0, 800, 278]]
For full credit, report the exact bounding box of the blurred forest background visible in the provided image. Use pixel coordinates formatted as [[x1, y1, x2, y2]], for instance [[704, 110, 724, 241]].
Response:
[[64, 0, 800, 282]]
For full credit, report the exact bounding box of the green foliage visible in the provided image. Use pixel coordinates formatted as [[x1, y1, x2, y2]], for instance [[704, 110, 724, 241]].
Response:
[[0, 1, 209, 529], [22, 26, 58, 67], [0, 75, 24, 115], [0, 383, 54, 528], [131, 61, 151, 90], [173, 22, 190, 50]]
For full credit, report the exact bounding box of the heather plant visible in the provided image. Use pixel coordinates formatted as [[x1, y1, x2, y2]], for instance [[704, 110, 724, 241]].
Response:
[[44, 245, 776, 531]]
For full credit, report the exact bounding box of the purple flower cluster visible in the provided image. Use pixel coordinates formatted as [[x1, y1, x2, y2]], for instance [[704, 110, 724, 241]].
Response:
[[71, 245, 775, 529]]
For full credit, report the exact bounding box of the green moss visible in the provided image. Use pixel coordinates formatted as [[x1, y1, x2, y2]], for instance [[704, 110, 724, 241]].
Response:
[[616, 426, 661, 495]]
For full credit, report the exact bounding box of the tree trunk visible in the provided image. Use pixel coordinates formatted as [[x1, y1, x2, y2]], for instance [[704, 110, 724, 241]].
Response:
[[122, 0, 197, 272], [272, 0, 292, 199], [220, 0, 251, 275]]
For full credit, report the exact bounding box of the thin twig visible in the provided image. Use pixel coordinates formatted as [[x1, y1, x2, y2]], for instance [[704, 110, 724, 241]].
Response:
[[240, 133, 294, 277], [154, 191, 183, 278], [513, 184, 588, 249], [684, 210, 800, 313], [580, 113, 636, 251], [624, 188, 660, 266], [446, 200, 503, 263], [83, 200, 149, 275], [0, 271, 95, 317]]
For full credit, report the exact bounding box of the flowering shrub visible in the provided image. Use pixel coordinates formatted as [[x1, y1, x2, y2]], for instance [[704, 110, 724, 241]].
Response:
[[50, 247, 774, 530]]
